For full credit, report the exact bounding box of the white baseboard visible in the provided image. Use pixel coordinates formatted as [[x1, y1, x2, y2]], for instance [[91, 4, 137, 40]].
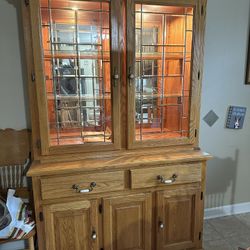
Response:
[[204, 202, 250, 219]]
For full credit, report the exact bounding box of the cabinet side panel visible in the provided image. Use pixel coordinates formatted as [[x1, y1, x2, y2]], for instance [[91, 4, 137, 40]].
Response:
[[29, 0, 50, 155], [21, 0, 41, 159]]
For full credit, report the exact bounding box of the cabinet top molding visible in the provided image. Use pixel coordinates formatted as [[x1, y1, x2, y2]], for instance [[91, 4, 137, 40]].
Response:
[[27, 149, 211, 177]]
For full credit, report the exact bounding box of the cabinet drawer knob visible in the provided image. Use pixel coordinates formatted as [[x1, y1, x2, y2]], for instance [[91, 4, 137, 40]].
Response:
[[72, 182, 96, 193], [157, 174, 178, 184], [113, 74, 119, 80], [113, 67, 119, 87], [91, 230, 97, 240], [128, 73, 135, 80], [159, 221, 164, 229]]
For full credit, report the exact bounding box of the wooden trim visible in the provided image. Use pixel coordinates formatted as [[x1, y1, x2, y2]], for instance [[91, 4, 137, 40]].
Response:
[[48, 143, 117, 155], [21, 1, 41, 160], [185, 0, 200, 146], [27, 150, 212, 177], [135, 0, 196, 5], [197, 161, 207, 249], [110, 0, 122, 149], [126, 0, 136, 149], [126, 0, 205, 149], [128, 137, 193, 150], [192, 0, 207, 146], [32, 177, 46, 250], [29, 0, 50, 155]]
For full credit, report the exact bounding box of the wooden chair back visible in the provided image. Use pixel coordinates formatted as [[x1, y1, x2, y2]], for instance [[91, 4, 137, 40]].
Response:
[[0, 129, 31, 198]]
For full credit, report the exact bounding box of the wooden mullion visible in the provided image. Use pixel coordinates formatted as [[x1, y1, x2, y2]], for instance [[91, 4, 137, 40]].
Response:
[[127, 0, 136, 149], [110, 0, 122, 149], [136, 0, 196, 6]]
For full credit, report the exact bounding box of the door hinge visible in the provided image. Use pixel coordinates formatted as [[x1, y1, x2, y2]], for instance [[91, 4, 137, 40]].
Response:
[[39, 212, 44, 222], [36, 139, 41, 149], [199, 231, 202, 240], [31, 72, 35, 82], [99, 204, 103, 214], [195, 129, 198, 138], [201, 5, 204, 16], [198, 70, 201, 80], [201, 192, 204, 200], [24, 0, 29, 6], [177, 96, 182, 104]]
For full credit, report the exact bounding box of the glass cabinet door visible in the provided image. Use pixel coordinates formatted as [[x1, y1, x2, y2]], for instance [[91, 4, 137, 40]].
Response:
[[30, 0, 120, 154], [127, 0, 201, 148]]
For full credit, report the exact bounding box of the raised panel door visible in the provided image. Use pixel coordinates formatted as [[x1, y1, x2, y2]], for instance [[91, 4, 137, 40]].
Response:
[[103, 193, 152, 250], [43, 199, 99, 250], [156, 187, 201, 250]]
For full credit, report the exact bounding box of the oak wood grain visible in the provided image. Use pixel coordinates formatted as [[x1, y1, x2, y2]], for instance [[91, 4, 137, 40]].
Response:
[[21, 1, 41, 160], [0, 129, 30, 165], [156, 187, 201, 250], [29, 0, 50, 155], [41, 171, 125, 200], [103, 193, 152, 250], [131, 163, 201, 189], [43, 199, 99, 250], [28, 150, 211, 177], [23, 1, 209, 250]]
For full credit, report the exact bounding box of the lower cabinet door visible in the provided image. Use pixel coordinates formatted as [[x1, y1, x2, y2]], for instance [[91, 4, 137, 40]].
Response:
[[103, 193, 152, 250], [156, 187, 201, 250], [43, 199, 99, 250]]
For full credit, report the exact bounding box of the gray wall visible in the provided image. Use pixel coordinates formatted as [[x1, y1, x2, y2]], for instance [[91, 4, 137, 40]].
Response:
[[200, 0, 250, 208], [0, 1, 28, 249], [0, 0, 250, 248], [0, 0, 28, 130]]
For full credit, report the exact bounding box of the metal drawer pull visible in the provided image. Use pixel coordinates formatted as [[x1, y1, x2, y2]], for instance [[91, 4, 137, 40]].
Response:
[[72, 182, 96, 193], [157, 174, 178, 184], [159, 221, 164, 229], [91, 230, 97, 240]]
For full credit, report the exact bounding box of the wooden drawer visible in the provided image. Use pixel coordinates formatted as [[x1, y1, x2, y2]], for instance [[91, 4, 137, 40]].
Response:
[[40, 171, 125, 200], [130, 163, 201, 189]]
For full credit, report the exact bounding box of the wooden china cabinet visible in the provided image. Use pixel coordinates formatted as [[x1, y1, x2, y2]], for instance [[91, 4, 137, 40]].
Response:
[[21, 0, 210, 249]]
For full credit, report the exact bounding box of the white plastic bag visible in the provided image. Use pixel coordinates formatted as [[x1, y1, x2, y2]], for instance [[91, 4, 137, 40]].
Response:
[[0, 189, 35, 239]]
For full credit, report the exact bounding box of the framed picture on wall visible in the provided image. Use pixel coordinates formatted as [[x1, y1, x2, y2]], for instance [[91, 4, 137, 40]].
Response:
[[246, 31, 250, 84]]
